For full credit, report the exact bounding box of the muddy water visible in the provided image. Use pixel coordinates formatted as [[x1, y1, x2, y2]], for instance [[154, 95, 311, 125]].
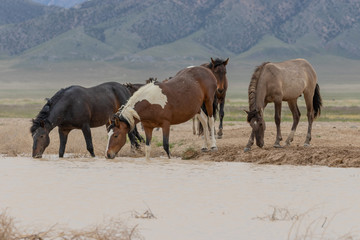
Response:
[[1, 156, 360, 239]]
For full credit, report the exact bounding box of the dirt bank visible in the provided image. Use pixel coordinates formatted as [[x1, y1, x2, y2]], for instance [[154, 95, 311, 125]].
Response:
[[0, 118, 359, 167]]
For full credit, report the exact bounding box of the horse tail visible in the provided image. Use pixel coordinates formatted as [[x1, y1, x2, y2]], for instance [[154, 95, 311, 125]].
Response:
[[313, 83, 322, 119]]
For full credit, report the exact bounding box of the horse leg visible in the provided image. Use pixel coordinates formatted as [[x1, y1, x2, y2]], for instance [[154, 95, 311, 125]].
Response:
[[244, 130, 255, 152], [208, 116, 218, 151], [273, 101, 283, 148], [304, 94, 315, 146], [81, 124, 95, 157], [196, 110, 210, 151], [143, 126, 153, 161], [285, 100, 301, 146], [58, 128, 70, 158], [134, 125, 145, 143], [192, 117, 196, 135], [162, 122, 171, 158], [217, 101, 225, 138]]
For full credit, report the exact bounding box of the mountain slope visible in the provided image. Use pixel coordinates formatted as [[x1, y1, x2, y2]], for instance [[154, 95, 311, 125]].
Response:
[[0, 0, 51, 25], [31, 0, 87, 8], [1, 0, 360, 60]]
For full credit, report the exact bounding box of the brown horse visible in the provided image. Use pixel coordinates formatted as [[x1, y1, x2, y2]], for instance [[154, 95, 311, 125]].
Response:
[[106, 66, 218, 160], [201, 57, 229, 137], [244, 58, 322, 152]]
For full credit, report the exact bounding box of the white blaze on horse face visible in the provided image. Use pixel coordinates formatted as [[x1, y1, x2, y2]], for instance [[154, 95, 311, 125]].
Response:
[[187, 66, 195, 68], [106, 129, 114, 151]]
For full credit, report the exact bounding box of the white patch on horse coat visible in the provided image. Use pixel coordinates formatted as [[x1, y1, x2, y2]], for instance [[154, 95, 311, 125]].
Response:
[[117, 82, 167, 130], [106, 129, 114, 152], [130, 82, 167, 109], [187, 66, 195, 68]]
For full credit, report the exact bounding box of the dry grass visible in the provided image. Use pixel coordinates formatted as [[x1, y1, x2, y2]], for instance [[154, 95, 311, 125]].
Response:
[[0, 210, 143, 240], [254, 206, 358, 240]]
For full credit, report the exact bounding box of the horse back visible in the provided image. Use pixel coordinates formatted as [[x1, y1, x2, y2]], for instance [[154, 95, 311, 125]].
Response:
[[52, 82, 130, 128], [263, 59, 317, 100]]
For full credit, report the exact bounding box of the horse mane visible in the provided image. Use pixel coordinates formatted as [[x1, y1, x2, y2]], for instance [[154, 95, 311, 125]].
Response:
[[30, 87, 71, 134], [115, 105, 140, 131], [248, 62, 269, 113], [205, 58, 227, 69]]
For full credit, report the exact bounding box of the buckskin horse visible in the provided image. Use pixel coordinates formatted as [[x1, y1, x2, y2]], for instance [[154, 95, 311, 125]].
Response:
[[106, 66, 218, 160], [244, 58, 322, 152], [31, 82, 142, 158]]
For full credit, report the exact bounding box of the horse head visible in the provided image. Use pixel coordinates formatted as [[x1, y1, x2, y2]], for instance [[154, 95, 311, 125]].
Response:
[[210, 58, 229, 96], [105, 114, 130, 159], [245, 108, 266, 148], [31, 119, 50, 158]]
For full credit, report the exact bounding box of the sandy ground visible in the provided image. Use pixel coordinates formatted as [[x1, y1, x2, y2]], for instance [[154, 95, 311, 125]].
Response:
[[0, 118, 359, 167]]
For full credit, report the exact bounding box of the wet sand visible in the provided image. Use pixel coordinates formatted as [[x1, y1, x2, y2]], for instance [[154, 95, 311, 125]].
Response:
[[1, 157, 360, 239]]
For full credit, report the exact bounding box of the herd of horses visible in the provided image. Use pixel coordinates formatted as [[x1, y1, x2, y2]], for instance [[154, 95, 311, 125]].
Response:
[[31, 58, 322, 160]]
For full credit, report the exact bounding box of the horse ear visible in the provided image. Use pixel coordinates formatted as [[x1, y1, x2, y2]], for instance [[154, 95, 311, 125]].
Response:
[[224, 58, 229, 65], [243, 110, 250, 115], [211, 57, 215, 65]]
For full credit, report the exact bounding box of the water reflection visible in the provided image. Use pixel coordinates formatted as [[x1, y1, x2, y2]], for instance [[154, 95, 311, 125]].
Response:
[[0, 156, 359, 239]]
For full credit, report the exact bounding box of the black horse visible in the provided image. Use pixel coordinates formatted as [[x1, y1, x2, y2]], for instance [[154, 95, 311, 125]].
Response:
[[30, 82, 142, 158]]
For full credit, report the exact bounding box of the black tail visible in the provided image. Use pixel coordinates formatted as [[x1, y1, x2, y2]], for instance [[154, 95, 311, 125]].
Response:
[[198, 94, 218, 135], [313, 83, 322, 119]]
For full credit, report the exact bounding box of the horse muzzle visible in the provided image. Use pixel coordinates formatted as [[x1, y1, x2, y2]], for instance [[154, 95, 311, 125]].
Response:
[[32, 153, 43, 158], [217, 88, 225, 94], [106, 151, 116, 159]]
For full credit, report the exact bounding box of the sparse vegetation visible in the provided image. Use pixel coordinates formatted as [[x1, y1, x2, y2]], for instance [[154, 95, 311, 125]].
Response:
[[0, 210, 143, 240]]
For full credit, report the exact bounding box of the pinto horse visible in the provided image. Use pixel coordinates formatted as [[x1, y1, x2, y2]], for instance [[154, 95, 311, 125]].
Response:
[[201, 57, 229, 137], [244, 59, 322, 152], [106, 66, 218, 160], [30, 82, 142, 158]]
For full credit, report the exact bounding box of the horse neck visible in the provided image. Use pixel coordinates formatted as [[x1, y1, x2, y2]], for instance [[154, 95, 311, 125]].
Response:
[[45, 114, 57, 131], [254, 84, 266, 111]]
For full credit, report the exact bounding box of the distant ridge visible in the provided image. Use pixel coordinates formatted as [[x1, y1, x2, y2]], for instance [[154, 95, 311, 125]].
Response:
[[0, 0, 359, 60]]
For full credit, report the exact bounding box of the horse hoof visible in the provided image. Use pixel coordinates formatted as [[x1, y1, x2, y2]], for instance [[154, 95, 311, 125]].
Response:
[[273, 144, 282, 148], [211, 146, 218, 152], [217, 135, 222, 139], [244, 147, 251, 153], [304, 143, 310, 147], [201, 148, 208, 152]]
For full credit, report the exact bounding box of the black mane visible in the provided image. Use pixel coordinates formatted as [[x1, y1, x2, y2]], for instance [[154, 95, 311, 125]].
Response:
[[208, 58, 227, 68], [30, 87, 71, 134]]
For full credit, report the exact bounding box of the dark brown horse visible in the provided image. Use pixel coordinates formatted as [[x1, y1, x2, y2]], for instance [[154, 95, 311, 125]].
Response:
[[244, 58, 322, 152], [201, 57, 229, 137], [30, 82, 142, 158], [106, 66, 218, 160], [124, 77, 158, 95]]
